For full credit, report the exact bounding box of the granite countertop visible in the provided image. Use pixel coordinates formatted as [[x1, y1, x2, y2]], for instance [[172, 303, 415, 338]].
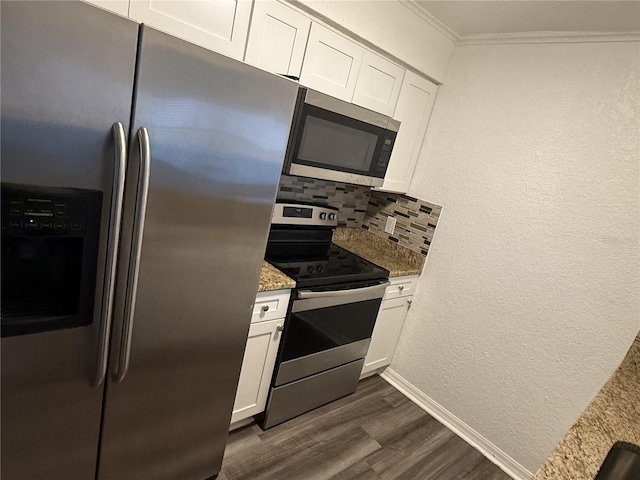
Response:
[[257, 261, 295, 292], [332, 227, 425, 278], [533, 341, 640, 480]]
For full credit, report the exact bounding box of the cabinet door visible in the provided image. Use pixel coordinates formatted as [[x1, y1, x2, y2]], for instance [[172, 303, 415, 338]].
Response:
[[378, 72, 438, 193], [352, 51, 405, 116], [82, 0, 129, 16], [299, 23, 364, 102], [245, 0, 310, 77], [129, 0, 252, 59], [231, 319, 284, 424], [362, 296, 410, 376]]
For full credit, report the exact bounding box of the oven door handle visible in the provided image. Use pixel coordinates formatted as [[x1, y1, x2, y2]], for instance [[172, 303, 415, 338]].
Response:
[[293, 281, 390, 312], [297, 281, 390, 299]]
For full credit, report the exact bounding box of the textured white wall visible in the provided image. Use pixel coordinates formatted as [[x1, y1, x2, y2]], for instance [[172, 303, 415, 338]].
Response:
[[396, 41, 640, 473], [291, 0, 455, 82]]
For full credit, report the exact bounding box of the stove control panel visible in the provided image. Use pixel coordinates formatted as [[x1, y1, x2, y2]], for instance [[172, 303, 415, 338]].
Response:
[[272, 202, 339, 227]]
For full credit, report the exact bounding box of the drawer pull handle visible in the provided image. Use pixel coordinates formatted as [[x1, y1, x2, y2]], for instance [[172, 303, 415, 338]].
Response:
[[261, 305, 270, 312], [398, 285, 404, 292], [276, 324, 284, 332]]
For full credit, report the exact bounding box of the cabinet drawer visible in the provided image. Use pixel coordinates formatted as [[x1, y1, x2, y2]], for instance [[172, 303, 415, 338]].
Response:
[[383, 275, 418, 300], [252, 290, 290, 323]]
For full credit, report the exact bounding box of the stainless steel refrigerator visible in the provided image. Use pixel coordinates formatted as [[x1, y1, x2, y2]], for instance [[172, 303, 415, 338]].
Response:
[[0, 2, 298, 479]]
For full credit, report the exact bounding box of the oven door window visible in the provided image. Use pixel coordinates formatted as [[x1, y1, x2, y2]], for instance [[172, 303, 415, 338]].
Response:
[[292, 105, 385, 176], [280, 297, 382, 362]]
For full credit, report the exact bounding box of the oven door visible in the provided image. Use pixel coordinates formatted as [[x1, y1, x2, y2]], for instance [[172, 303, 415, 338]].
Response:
[[285, 89, 397, 186], [274, 279, 389, 386]]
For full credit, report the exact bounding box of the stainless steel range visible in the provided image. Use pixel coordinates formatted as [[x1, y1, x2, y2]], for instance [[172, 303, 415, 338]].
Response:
[[259, 202, 389, 429]]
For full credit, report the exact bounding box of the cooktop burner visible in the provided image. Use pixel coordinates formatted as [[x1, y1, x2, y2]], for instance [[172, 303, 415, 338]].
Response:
[[265, 201, 389, 288], [265, 243, 388, 288]]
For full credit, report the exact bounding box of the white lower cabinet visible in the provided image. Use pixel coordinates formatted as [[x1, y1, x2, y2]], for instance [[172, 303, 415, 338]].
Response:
[[362, 276, 417, 376], [231, 290, 289, 425]]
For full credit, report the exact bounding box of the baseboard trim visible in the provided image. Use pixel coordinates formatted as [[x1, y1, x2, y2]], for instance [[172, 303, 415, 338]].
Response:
[[380, 368, 533, 480]]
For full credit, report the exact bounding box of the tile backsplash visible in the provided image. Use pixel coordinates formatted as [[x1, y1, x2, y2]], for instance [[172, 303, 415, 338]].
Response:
[[276, 174, 443, 257], [364, 191, 442, 257], [277, 175, 370, 228]]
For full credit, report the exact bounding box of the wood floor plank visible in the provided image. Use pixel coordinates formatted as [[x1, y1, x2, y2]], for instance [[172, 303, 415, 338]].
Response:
[[219, 375, 512, 480], [222, 424, 263, 460], [330, 460, 381, 480], [222, 423, 380, 480], [364, 417, 455, 476], [459, 456, 513, 480], [257, 380, 395, 445], [378, 434, 484, 480], [360, 396, 432, 446]]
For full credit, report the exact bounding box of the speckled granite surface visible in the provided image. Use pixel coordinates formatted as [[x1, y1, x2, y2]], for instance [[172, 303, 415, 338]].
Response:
[[332, 228, 425, 277], [257, 262, 295, 292], [533, 342, 640, 480]]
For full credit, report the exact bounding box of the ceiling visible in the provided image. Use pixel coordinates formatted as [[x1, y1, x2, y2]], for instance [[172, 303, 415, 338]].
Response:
[[413, 1, 640, 38]]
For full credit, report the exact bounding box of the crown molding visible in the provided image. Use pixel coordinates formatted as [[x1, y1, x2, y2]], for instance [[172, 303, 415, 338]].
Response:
[[398, 1, 640, 46], [399, 0, 458, 42], [457, 31, 640, 45]]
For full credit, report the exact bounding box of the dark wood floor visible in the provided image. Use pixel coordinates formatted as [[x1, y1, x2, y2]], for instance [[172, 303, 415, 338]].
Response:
[[219, 375, 512, 480]]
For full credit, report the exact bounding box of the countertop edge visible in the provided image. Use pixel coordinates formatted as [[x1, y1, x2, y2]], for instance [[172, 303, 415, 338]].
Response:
[[257, 261, 296, 293]]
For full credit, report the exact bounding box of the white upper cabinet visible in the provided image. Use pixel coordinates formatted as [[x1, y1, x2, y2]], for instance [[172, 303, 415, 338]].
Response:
[[352, 51, 405, 117], [378, 71, 438, 193], [245, 1, 310, 77], [82, 0, 130, 16], [299, 23, 364, 102], [129, 0, 252, 60]]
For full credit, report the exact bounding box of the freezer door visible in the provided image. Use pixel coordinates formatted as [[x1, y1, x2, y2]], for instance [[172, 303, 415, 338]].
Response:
[[98, 26, 299, 480], [0, 2, 138, 480]]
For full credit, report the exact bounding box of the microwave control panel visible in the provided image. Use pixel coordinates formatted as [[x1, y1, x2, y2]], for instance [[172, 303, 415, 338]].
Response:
[[372, 130, 398, 177]]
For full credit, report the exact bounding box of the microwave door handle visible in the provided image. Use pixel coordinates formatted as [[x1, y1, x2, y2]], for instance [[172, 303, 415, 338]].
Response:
[[91, 122, 127, 388], [112, 127, 151, 384]]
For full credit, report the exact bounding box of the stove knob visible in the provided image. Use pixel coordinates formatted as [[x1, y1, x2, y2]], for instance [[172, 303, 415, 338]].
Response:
[[328, 213, 336, 221], [319, 212, 327, 220], [316, 265, 323, 273], [307, 265, 315, 273]]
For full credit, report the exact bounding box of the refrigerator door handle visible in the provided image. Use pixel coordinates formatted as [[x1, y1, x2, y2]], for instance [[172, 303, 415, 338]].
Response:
[[113, 127, 151, 384], [92, 122, 128, 388]]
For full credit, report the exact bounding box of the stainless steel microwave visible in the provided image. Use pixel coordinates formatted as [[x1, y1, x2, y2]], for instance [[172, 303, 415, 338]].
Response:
[[283, 88, 400, 187]]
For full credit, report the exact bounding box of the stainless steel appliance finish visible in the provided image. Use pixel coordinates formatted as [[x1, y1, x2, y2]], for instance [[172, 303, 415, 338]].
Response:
[[284, 88, 400, 187], [271, 202, 338, 227], [274, 339, 371, 386], [1, 3, 298, 480], [304, 89, 395, 130], [293, 281, 390, 311], [263, 359, 365, 429], [260, 203, 389, 429], [98, 26, 297, 480], [1, 3, 138, 479]]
